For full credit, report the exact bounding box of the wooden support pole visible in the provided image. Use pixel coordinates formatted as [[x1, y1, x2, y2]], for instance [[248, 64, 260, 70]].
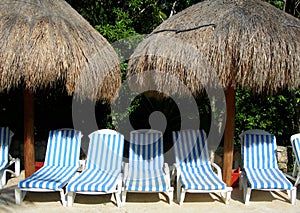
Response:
[[24, 89, 35, 178], [222, 86, 235, 186]]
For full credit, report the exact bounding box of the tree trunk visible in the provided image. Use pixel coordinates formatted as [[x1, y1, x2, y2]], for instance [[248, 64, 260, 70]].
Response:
[[24, 89, 35, 178], [222, 86, 235, 186]]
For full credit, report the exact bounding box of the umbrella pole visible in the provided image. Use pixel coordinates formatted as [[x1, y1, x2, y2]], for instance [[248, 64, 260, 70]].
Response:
[[222, 86, 235, 186], [24, 89, 35, 178]]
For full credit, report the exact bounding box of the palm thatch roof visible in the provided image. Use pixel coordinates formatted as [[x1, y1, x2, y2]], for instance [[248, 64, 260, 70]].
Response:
[[0, 0, 121, 101], [127, 0, 300, 96]]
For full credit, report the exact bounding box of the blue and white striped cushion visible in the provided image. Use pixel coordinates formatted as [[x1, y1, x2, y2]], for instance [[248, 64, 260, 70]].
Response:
[[67, 170, 121, 192], [85, 131, 124, 171], [173, 129, 226, 190], [125, 130, 168, 192], [66, 130, 124, 193], [242, 133, 293, 190], [18, 166, 78, 190], [44, 129, 81, 167], [19, 129, 82, 190], [0, 127, 12, 170], [244, 168, 293, 190], [292, 137, 300, 169], [242, 134, 277, 169]]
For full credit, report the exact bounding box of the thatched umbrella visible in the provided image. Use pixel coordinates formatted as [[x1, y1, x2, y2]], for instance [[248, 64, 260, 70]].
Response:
[[127, 0, 300, 185], [0, 0, 121, 177]]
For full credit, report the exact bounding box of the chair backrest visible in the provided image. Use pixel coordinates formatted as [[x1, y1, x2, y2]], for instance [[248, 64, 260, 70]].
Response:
[[86, 129, 124, 172], [0, 127, 14, 168], [172, 129, 210, 168], [44, 129, 82, 167], [291, 133, 300, 168], [129, 129, 164, 176], [240, 129, 278, 169]]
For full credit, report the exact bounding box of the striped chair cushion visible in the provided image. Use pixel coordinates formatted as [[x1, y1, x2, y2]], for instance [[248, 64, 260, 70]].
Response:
[[19, 129, 82, 190], [0, 127, 13, 170], [179, 165, 226, 190], [44, 129, 82, 167], [18, 166, 78, 190], [242, 134, 277, 169], [85, 130, 124, 171], [173, 129, 210, 167], [125, 130, 167, 192], [173, 129, 226, 190], [241, 131, 293, 190], [244, 168, 293, 190], [125, 171, 168, 192], [67, 130, 124, 193], [67, 169, 121, 192]]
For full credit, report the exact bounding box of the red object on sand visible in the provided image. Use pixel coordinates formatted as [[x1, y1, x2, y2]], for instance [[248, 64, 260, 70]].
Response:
[[34, 161, 44, 171], [231, 167, 240, 187]]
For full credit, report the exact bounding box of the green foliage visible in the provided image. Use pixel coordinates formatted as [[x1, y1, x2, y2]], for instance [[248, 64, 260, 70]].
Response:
[[65, 0, 300, 144], [95, 8, 137, 42], [267, 0, 284, 9], [235, 88, 300, 145]]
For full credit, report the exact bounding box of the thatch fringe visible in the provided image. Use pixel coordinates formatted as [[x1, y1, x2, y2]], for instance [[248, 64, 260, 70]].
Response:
[[0, 0, 121, 101], [127, 0, 300, 96]]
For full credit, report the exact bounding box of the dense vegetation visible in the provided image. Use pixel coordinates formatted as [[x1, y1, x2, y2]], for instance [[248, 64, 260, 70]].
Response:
[[66, 0, 299, 145], [0, 0, 298, 148]]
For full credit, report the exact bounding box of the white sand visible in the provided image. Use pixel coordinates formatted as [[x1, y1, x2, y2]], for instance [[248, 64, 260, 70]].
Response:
[[1, 171, 299, 213]]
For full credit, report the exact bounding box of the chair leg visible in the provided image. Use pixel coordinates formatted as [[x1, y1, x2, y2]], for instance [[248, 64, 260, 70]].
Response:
[[67, 192, 76, 207], [0, 171, 5, 189], [59, 189, 67, 207], [289, 187, 296, 205], [121, 190, 127, 206], [15, 158, 20, 177], [176, 180, 181, 203], [168, 187, 174, 204], [114, 191, 122, 207], [15, 188, 26, 205], [179, 188, 186, 206], [226, 191, 231, 204], [115, 181, 123, 207], [220, 190, 231, 204], [244, 187, 251, 205]]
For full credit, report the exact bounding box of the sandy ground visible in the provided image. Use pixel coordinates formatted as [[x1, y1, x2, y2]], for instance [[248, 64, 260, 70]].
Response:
[[0, 171, 300, 213]]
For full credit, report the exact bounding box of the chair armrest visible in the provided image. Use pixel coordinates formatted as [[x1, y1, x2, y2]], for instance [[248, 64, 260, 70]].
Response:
[[123, 163, 129, 183], [163, 163, 172, 188], [211, 162, 222, 179]]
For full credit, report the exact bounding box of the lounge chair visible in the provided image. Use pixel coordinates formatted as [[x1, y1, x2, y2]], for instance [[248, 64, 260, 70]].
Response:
[[285, 133, 300, 187], [239, 129, 296, 205], [122, 129, 173, 205], [0, 127, 20, 189], [172, 129, 232, 205], [15, 129, 82, 206], [66, 129, 124, 207]]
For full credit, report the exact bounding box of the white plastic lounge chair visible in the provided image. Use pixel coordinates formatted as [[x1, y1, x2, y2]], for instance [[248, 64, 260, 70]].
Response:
[[0, 127, 20, 189], [285, 133, 300, 187], [15, 129, 82, 206], [239, 129, 296, 205], [66, 129, 124, 207], [122, 129, 173, 205], [172, 129, 232, 205]]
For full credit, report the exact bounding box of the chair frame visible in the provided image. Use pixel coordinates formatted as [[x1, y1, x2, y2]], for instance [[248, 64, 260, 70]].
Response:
[[66, 129, 124, 207], [122, 129, 173, 206], [172, 129, 232, 205], [285, 133, 300, 187], [0, 128, 20, 189], [239, 129, 296, 205], [15, 128, 82, 206]]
